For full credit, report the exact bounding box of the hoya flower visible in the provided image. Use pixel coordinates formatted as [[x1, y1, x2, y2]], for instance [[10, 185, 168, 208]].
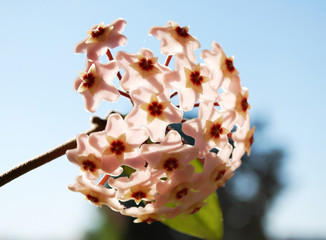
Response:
[[164, 53, 218, 111], [75, 19, 127, 61], [68, 175, 123, 211], [141, 130, 199, 177], [115, 48, 170, 93], [125, 88, 183, 142], [66, 133, 103, 180], [183, 101, 235, 157], [149, 21, 200, 62], [154, 165, 196, 208], [109, 168, 160, 205], [89, 113, 148, 175], [235, 89, 251, 120], [121, 204, 172, 223], [232, 115, 255, 156], [73, 60, 120, 112], [201, 41, 239, 85]]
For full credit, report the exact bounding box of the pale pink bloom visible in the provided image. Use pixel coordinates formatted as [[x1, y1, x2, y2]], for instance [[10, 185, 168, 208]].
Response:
[[73, 60, 120, 112], [75, 19, 127, 61], [149, 21, 200, 62], [68, 175, 123, 211], [154, 165, 196, 208], [66, 133, 104, 180], [109, 168, 162, 205], [201, 41, 239, 86], [115, 48, 170, 93], [89, 113, 148, 175], [232, 115, 255, 157], [121, 204, 173, 223], [125, 88, 183, 142], [182, 102, 235, 157], [141, 130, 199, 177], [163, 53, 218, 111]]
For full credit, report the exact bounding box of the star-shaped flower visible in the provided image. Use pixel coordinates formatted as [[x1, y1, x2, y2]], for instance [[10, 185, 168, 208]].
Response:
[[149, 21, 200, 62], [141, 130, 199, 177], [232, 115, 255, 156], [66, 133, 103, 180], [68, 175, 123, 211], [182, 101, 235, 157], [201, 41, 239, 86], [163, 53, 218, 111], [115, 48, 170, 93], [109, 168, 160, 205], [125, 88, 183, 142], [89, 113, 148, 175], [75, 19, 127, 61], [73, 60, 120, 112]]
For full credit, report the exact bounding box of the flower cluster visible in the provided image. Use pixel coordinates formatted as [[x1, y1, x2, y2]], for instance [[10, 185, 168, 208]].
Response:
[[67, 18, 254, 223]]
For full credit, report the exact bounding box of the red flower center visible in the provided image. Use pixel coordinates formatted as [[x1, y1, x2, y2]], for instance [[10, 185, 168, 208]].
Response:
[[163, 158, 179, 172], [175, 26, 189, 38], [82, 73, 95, 88], [190, 71, 204, 86], [131, 191, 147, 200], [225, 58, 235, 72], [215, 170, 226, 182], [148, 101, 164, 117], [176, 188, 188, 199], [241, 98, 249, 112], [82, 160, 96, 172], [138, 58, 154, 71], [210, 123, 223, 139], [110, 140, 125, 155], [86, 194, 99, 203], [249, 135, 254, 146], [91, 26, 105, 38]]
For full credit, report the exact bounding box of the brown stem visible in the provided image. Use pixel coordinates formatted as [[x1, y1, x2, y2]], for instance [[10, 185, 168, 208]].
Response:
[[164, 55, 172, 66], [118, 90, 131, 100], [106, 49, 122, 80], [0, 116, 107, 188], [98, 174, 110, 186], [170, 91, 178, 99]]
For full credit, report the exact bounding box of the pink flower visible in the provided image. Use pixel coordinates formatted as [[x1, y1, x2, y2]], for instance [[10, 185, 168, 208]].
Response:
[[75, 19, 127, 61], [89, 113, 148, 175], [232, 115, 255, 157], [163, 53, 218, 111], [149, 21, 200, 62], [141, 130, 199, 177], [109, 168, 161, 205], [115, 48, 170, 93], [125, 88, 183, 142], [73, 60, 120, 112], [121, 204, 172, 223], [201, 41, 239, 86], [66, 133, 104, 180], [68, 175, 123, 211], [182, 102, 235, 157]]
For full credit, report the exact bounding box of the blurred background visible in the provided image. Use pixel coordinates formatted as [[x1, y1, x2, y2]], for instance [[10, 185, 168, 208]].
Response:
[[0, 0, 325, 239]]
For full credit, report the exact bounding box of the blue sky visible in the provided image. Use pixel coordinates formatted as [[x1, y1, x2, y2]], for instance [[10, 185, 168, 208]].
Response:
[[0, 0, 325, 239]]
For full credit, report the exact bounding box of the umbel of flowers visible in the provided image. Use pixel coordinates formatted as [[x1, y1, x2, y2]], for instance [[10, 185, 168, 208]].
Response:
[[67, 18, 255, 224]]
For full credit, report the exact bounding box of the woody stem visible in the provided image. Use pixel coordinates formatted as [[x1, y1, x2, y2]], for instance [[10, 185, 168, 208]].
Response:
[[0, 116, 107, 188]]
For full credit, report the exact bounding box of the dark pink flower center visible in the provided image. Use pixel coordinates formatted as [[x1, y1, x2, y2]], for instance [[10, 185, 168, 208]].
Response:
[[215, 170, 226, 182], [82, 73, 95, 88], [82, 160, 96, 172], [175, 26, 189, 38], [91, 26, 105, 38], [241, 98, 249, 112], [176, 188, 188, 199], [110, 140, 125, 155], [131, 191, 147, 200], [148, 101, 164, 117], [225, 58, 235, 72], [190, 71, 204, 86], [86, 194, 99, 203], [210, 123, 223, 139], [249, 135, 254, 146], [163, 158, 179, 171], [138, 58, 154, 71]]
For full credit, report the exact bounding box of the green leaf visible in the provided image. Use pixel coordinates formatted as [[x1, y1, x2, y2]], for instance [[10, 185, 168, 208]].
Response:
[[162, 159, 223, 240], [162, 192, 223, 240]]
